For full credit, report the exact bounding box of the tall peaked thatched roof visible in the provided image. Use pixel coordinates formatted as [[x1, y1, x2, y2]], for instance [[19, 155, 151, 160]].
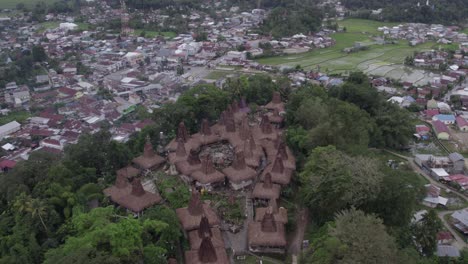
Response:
[[198, 237, 217, 262], [260, 115, 273, 134], [177, 122, 189, 142], [201, 119, 212, 136], [261, 207, 277, 232], [188, 190, 203, 216], [198, 215, 213, 238]]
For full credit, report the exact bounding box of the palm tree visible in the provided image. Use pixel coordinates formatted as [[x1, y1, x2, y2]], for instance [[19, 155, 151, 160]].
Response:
[[28, 198, 49, 233], [13, 193, 49, 233], [13, 192, 32, 214]]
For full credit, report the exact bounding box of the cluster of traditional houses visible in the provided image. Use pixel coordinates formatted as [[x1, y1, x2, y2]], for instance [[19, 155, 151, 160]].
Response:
[[102, 93, 295, 262], [167, 92, 293, 254]]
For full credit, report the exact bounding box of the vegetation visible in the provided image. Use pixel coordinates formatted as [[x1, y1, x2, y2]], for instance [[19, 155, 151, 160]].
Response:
[[0, 111, 32, 125], [341, 0, 467, 25], [301, 208, 401, 263], [131, 29, 176, 39], [260, 5, 323, 38], [257, 19, 455, 84], [0, 129, 181, 263]]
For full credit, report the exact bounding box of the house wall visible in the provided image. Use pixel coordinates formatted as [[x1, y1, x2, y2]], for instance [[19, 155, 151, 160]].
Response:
[[453, 161, 465, 174], [0, 124, 20, 139], [459, 125, 468, 132], [437, 132, 450, 140], [422, 201, 437, 208], [230, 180, 252, 190]]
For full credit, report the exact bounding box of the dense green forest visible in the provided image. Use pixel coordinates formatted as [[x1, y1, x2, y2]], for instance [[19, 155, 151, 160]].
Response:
[[260, 5, 323, 38], [342, 0, 468, 25]]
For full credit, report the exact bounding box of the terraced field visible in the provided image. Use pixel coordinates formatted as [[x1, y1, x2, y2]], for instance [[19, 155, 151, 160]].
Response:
[[257, 19, 452, 84]]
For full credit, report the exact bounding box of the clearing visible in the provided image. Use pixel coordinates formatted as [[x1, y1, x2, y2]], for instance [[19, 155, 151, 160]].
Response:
[[131, 29, 176, 39]]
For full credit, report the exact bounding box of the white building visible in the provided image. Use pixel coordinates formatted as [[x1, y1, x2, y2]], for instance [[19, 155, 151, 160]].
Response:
[[59, 22, 78, 31], [0, 121, 20, 139], [431, 168, 449, 181]]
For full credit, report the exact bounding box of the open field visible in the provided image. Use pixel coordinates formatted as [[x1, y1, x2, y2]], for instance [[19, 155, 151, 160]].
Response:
[[257, 19, 453, 84], [338, 18, 399, 35], [36, 21, 90, 33], [131, 29, 176, 39], [0, 0, 57, 9]]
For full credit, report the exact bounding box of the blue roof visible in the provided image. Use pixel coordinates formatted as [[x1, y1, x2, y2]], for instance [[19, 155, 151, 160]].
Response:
[[435, 114, 456, 121], [318, 76, 329, 81], [329, 78, 344, 86], [403, 96, 416, 102]]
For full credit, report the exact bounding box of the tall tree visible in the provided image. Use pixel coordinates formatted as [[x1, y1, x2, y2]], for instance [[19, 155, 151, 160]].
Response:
[[299, 146, 384, 223], [302, 208, 400, 264], [412, 210, 443, 256]]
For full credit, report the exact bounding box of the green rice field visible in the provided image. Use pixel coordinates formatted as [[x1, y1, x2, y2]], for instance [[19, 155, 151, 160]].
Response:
[[257, 19, 455, 84]]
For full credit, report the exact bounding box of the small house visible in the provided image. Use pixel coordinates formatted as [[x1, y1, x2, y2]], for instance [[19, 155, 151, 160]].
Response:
[[456, 116, 468, 132], [430, 168, 449, 181], [422, 184, 448, 208], [433, 114, 456, 125], [433, 120, 450, 140], [449, 152, 465, 174], [437, 231, 454, 245]]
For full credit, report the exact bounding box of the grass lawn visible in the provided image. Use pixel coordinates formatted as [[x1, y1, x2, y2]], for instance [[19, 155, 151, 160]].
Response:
[[337, 18, 398, 35], [0, 0, 58, 9], [0, 10, 17, 16], [76, 22, 90, 31], [0, 111, 31, 125], [132, 29, 176, 39], [205, 70, 231, 80], [37, 21, 59, 32]]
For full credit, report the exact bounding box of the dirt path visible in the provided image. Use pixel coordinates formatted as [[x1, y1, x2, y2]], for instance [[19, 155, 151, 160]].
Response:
[[438, 211, 468, 250], [288, 208, 309, 256]]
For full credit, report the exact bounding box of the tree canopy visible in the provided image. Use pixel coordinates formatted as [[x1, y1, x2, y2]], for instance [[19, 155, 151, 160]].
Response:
[[302, 208, 400, 264], [299, 146, 384, 222]]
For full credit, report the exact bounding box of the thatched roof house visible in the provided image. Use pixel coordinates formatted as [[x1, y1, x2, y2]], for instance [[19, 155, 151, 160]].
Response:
[[222, 151, 256, 190], [191, 156, 225, 186], [248, 208, 287, 253], [184, 236, 229, 264], [252, 172, 281, 201], [132, 136, 165, 170], [176, 191, 220, 231], [110, 178, 162, 214], [188, 216, 225, 250]]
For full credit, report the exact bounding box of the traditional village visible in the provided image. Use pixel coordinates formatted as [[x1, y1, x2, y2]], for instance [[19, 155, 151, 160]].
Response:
[[101, 93, 294, 262]]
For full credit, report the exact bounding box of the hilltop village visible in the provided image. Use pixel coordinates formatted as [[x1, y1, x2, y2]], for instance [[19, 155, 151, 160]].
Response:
[[1, 0, 468, 263]]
